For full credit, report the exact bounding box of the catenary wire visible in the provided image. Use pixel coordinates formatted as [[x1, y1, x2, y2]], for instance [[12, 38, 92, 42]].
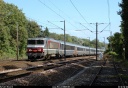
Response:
[[70, 0, 94, 30], [107, 0, 111, 30], [38, 0, 65, 20], [38, 0, 79, 30], [48, 0, 81, 30]]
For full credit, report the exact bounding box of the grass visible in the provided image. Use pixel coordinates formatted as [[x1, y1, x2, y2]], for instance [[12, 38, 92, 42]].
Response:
[[0, 55, 27, 61], [114, 58, 128, 68], [103, 53, 128, 68]]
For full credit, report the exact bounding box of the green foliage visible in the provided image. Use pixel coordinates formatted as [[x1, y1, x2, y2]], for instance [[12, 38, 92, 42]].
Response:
[[43, 27, 50, 37], [0, 1, 28, 59], [115, 0, 128, 60], [106, 32, 123, 58], [66, 34, 72, 43], [27, 20, 41, 38], [104, 51, 118, 59], [118, 0, 128, 60], [108, 51, 118, 56]]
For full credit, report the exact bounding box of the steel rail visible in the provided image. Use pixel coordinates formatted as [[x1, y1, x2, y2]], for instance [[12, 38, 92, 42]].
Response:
[[0, 58, 94, 83], [113, 61, 125, 86], [89, 60, 106, 86], [0, 72, 31, 83]]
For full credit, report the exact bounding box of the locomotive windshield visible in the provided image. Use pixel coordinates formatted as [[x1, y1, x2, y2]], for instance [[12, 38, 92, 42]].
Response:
[[28, 40, 44, 45]]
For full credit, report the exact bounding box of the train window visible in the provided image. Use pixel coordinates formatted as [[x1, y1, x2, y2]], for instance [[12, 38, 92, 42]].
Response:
[[71, 46, 75, 50], [61, 44, 64, 49], [66, 45, 70, 50], [65, 45, 74, 50], [86, 49, 89, 51], [49, 42, 59, 49], [37, 40, 44, 44], [91, 50, 95, 52], [77, 47, 83, 51], [27, 40, 36, 44], [28, 40, 44, 45]]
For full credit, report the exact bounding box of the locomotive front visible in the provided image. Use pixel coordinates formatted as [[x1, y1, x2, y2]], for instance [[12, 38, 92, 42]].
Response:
[[26, 38, 45, 60]]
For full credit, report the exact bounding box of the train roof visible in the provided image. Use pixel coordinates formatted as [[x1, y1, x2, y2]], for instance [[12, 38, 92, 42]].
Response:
[[59, 40, 88, 48], [27, 37, 104, 50], [28, 37, 44, 40]]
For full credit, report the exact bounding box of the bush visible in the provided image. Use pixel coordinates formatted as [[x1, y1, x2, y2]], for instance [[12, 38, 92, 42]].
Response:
[[108, 51, 118, 58]]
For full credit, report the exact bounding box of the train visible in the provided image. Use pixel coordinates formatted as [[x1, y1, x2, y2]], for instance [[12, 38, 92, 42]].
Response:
[[26, 37, 104, 61]]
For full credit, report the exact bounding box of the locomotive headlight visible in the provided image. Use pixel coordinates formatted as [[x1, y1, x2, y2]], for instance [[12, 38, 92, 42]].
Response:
[[38, 48, 42, 51], [37, 48, 43, 52], [29, 49, 32, 52], [27, 48, 32, 52]]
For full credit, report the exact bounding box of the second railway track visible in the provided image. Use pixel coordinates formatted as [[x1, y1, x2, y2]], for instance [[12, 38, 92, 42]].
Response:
[[0, 57, 95, 84]]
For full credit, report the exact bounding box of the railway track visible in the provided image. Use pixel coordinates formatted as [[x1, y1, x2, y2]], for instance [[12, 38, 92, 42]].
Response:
[[1, 57, 123, 86], [57, 59, 104, 86], [57, 59, 125, 86], [89, 60, 125, 86], [0, 57, 94, 84]]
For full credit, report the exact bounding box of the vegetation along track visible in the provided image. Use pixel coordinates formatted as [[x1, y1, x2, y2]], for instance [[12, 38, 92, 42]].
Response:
[[0, 57, 95, 84]]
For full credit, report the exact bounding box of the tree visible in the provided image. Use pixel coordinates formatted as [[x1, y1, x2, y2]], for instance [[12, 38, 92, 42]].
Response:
[[91, 39, 99, 48], [58, 34, 64, 41], [27, 20, 41, 38], [66, 34, 72, 43], [43, 27, 50, 37], [0, 1, 28, 58], [71, 36, 78, 44], [107, 32, 123, 58], [118, 0, 128, 59], [82, 39, 90, 46]]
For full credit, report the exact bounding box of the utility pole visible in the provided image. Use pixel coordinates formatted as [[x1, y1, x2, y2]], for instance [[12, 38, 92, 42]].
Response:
[[103, 37, 105, 51], [96, 22, 98, 61], [60, 20, 66, 61], [87, 37, 90, 59], [90, 22, 105, 61], [16, 22, 19, 61], [64, 20, 66, 61], [110, 31, 112, 51]]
